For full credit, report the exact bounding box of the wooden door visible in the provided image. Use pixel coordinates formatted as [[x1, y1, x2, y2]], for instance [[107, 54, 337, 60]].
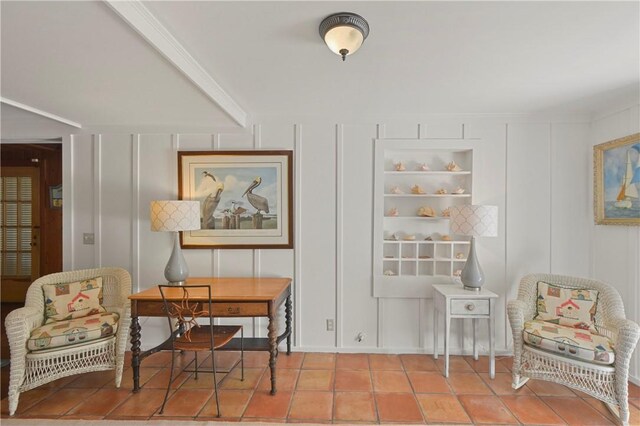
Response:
[[0, 167, 40, 302]]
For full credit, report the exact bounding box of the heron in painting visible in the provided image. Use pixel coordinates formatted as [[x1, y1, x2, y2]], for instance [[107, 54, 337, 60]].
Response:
[[201, 171, 224, 228], [242, 177, 269, 214]]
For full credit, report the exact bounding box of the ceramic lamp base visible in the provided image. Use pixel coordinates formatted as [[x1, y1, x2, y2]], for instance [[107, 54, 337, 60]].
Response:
[[164, 232, 189, 285], [460, 236, 485, 291]]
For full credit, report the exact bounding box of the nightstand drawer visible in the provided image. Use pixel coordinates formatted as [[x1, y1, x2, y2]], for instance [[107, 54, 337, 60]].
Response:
[[450, 299, 489, 315]]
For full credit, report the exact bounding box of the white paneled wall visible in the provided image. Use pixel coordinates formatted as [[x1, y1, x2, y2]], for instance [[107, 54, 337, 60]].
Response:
[[590, 105, 640, 382], [64, 116, 603, 370]]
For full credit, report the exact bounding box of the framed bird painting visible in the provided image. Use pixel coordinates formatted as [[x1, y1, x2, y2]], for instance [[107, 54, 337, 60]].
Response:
[[178, 150, 293, 248]]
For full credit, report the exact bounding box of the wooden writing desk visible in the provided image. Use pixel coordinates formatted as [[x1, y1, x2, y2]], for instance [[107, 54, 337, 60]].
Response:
[[128, 277, 292, 394]]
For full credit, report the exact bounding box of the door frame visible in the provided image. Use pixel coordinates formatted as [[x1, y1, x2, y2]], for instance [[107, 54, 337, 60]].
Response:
[[0, 139, 71, 300]]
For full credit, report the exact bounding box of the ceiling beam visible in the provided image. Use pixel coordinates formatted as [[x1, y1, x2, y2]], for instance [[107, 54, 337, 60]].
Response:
[[1, 97, 82, 128], [105, 0, 247, 127]]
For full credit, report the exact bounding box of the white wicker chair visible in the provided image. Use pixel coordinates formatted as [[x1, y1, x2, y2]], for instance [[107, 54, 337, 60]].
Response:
[[5, 267, 132, 416], [507, 273, 639, 425]]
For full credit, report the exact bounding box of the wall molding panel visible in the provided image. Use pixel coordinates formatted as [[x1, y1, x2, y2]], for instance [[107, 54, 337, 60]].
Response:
[[93, 134, 102, 267], [335, 124, 344, 348], [131, 134, 141, 292], [63, 115, 639, 382], [293, 124, 302, 348]]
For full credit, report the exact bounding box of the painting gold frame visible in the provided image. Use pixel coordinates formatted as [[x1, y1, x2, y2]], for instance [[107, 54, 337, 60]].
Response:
[[178, 150, 293, 248], [593, 133, 640, 225]]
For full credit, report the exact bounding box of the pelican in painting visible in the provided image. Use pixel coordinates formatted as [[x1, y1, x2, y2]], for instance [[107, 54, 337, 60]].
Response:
[[242, 177, 269, 214], [201, 171, 224, 228]]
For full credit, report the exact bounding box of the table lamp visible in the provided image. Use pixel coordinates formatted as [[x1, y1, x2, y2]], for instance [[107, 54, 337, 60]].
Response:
[[150, 200, 201, 285], [449, 205, 498, 291]]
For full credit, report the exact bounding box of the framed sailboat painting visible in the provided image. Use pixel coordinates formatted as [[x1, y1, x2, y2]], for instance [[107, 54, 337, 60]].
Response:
[[594, 133, 640, 225]]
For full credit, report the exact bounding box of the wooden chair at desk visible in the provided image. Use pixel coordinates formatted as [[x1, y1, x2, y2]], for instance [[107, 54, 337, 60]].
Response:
[[158, 285, 244, 416]]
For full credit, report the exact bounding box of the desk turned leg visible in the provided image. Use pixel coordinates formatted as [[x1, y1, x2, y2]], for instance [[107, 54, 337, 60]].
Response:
[[130, 316, 141, 392], [268, 310, 278, 395], [285, 295, 292, 355]]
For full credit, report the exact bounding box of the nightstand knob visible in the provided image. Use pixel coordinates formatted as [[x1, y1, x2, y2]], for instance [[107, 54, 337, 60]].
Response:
[[465, 303, 475, 311]]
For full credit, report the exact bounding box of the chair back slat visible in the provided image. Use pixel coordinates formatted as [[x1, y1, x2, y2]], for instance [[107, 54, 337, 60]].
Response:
[[158, 285, 214, 344]]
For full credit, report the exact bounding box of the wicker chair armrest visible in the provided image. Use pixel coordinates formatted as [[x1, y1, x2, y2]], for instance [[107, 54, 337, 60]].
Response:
[[507, 299, 533, 330], [5, 307, 43, 350], [607, 318, 640, 354]]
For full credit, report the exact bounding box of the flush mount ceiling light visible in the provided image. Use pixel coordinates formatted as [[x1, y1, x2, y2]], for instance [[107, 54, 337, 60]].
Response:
[[319, 12, 369, 61]]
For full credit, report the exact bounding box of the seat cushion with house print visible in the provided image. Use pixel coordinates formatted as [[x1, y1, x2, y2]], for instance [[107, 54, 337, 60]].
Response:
[[523, 319, 615, 364], [534, 281, 598, 332], [27, 312, 120, 352], [42, 277, 107, 324]]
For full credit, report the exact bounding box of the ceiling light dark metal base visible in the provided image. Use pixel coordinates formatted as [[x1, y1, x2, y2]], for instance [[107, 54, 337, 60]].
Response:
[[319, 12, 370, 41]]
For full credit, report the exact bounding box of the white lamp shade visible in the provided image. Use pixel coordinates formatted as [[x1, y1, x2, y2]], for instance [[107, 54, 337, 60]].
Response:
[[449, 205, 498, 237], [324, 26, 364, 57], [150, 200, 201, 232]]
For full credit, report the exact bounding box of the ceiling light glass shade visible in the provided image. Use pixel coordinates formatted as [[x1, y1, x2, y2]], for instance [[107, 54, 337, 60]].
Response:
[[319, 12, 369, 61]]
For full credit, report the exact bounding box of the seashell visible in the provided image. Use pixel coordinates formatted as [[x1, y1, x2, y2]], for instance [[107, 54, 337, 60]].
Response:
[[384, 233, 398, 241], [453, 186, 466, 194], [390, 186, 404, 194], [456, 252, 465, 259], [384, 270, 397, 276], [424, 236, 433, 241], [387, 207, 399, 217], [441, 207, 451, 217], [417, 206, 437, 217], [411, 185, 426, 194], [403, 234, 416, 241], [394, 162, 406, 171], [417, 163, 430, 171], [441, 235, 452, 241], [436, 188, 448, 195], [453, 269, 462, 277], [446, 161, 463, 172]]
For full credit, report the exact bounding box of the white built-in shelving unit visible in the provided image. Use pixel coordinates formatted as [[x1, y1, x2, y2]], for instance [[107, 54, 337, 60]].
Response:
[[373, 139, 478, 298]]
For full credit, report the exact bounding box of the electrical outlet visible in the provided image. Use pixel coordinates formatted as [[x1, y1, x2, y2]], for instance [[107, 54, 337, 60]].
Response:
[[83, 233, 95, 245], [326, 319, 334, 331]]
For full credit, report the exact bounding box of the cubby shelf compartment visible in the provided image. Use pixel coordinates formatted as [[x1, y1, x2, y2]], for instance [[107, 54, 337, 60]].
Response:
[[373, 138, 478, 298]]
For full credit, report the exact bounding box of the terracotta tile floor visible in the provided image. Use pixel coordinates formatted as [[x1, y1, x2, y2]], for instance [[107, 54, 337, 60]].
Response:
[[1, 351, 639, 425]]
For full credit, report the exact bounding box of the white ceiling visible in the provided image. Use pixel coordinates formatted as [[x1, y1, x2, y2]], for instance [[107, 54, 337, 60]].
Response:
[[2, 1, 639, 130]]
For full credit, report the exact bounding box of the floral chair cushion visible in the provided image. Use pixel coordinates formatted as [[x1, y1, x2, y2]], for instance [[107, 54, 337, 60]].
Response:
[[42, 277, 106, 324], [535, 281, 598, 332], [523, 319, 614, 365], [27, 312, 120, 352]]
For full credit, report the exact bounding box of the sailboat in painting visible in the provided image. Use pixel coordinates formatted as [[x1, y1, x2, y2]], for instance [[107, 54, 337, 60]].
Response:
[[614, 150, 639, 209]]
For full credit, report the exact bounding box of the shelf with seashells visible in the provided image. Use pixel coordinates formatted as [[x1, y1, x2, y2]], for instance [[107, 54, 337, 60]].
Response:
[[374, 140, 476, 297]]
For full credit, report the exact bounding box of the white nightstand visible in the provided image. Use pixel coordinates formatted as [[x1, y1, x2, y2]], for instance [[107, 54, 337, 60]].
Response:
[[432, 284, 499, 378]]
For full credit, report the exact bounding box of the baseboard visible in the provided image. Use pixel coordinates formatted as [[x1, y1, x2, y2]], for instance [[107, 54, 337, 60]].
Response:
[[292, 345, 513, 357]]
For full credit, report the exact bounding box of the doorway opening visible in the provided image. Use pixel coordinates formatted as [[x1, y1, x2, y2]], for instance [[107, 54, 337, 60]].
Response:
[[0, 142, 63, 369]]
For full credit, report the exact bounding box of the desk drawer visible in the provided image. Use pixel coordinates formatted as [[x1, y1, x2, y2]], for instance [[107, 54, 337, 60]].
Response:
[[450, 299, 489, 315], [134, 301, 268, 317], [213, 303, 268, 316]]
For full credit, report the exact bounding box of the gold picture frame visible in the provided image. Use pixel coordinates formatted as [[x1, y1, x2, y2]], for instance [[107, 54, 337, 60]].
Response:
[[593, 133, 640, 225]]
